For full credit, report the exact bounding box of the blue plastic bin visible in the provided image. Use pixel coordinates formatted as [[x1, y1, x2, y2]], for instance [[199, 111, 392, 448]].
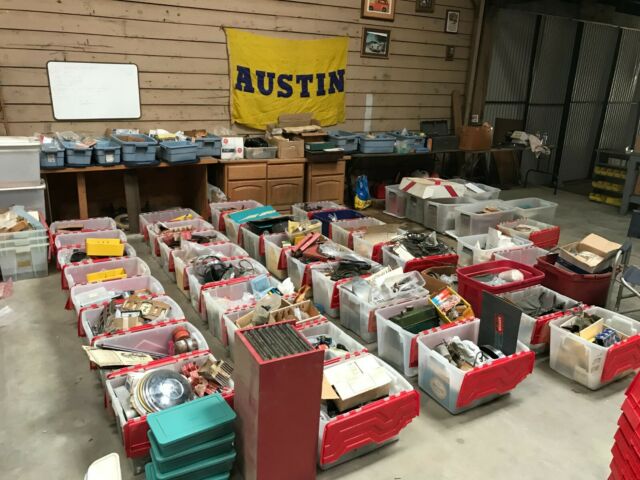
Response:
[[390, 131, 426, 153], [60, 140, 92, 167], [92, 138, 121, 166], [158, 141, 198, 164], [111, 133, 159, 166], [357, 134, 396, 154], [328, 130, 359, 153], [189, 135, 222, 157], [311, 209, 365, 236], [39, 142, 65, 169]]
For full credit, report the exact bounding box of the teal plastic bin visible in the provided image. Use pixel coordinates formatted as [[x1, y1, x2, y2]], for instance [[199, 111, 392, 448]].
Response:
[[145, 459, 232, 480], [149, 431, 234, 474]]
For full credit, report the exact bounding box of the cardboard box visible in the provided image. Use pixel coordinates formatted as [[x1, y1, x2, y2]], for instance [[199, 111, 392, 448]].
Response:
[[268, 135, 305, 159], [558, 233, 621, 273], [459, 123, 494, 151], [220, 137, 244, 160], [420, 266, 457, 296], [399, 177, 466, 200]]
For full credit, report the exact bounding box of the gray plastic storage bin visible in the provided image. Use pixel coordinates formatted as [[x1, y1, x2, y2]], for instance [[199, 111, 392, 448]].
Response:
[[245, 146, 278, 159], [40, 141, 65, 169], [92, 138, 121, 166], [0, 137, 41, 188], [405, 194, 426, 224], [389, 131, 426, 153], [189, 135, 222, 157], [158, 141, 198, 164], [328, 131, 359, 153], [357, 134, 396, 154], [60, 140, 92, 167], [424, 197, 476, 232], [111, 134, 159, 166]]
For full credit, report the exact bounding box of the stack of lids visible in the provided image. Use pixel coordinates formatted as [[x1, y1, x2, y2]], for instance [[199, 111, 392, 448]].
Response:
[[145, 393, 236, 480]]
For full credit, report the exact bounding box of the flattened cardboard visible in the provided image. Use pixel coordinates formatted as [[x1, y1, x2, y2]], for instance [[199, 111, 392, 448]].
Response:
[[358, 224, 404, 244], [478, 292, 522, 356], [399, 177, 466, 200]]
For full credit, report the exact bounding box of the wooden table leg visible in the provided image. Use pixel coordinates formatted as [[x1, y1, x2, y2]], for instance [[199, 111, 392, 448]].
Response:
[[194, 164, 210, 219], [123, 171, 141, 234], [76, 172, 89, 219]]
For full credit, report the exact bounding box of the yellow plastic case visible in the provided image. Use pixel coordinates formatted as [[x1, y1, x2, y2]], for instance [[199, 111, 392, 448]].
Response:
[[86, 267, 127, 283], [85, 238, 125, 257]]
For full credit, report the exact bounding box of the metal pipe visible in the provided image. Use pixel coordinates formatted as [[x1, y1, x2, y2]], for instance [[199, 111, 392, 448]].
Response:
[[464, 0, 486, 125]]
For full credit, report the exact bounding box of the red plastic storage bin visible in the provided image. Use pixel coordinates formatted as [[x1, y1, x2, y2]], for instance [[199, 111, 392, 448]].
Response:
[[535, 254, 612, 307], [457, 260, 545, 315]]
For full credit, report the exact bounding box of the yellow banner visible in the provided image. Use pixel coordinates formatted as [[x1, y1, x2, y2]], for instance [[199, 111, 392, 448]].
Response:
[[226, 28, 348, 130]]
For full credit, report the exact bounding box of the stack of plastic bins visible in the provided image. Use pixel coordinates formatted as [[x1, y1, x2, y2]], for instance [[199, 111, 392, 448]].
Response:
[[382, 244, 458, 273], [311, 209, 365, 237], [285, 240, 353, 290], [188, 134, 222, 157], [357, 133, 396, 154], [318, 352, 419, 469], [296, 318, 366, 360], [327, 131, 359, 153], [456, 232, 532, 266], [158, 232, 231, 275], [148, 219, 214, 257], [535, 253, 612, 307], [264, 233, 293, 280], [55, 229, 128, 270], [158, 141, 198, 164], [610, 374, 640, 479], [291, 201, 344, 221], [493, 246, 549, 266], [78, 294, 183, 340], [338, 271, 426, 343], [549, 307, 640, 390], [449, 179, 501, 201], [50, 217, 117, 249], [111, 133, 159, 166], [330, 217, 385, 249], [311, 257, 380, 318], [0, 209, 49, 282], [424, 198, 476, 232], [138, 208, 200, 241], [498, 285, 581, 351], [453, 200, 517, 237], [503, 197, 558, 224], [457, 260, 545, 315], [497, 218, 560, 249], [187, 257, 268, 318], [210, 200, 262, 232], [64, 257, 150, 291], [417, 318, 534, 414], [376, 297, 436, 377], [58, 245, 137, 286], [383, 185, 408, 219], [93, 138, 121, 166], [105, 351, 234, 461], [404, 194, 426, 225]]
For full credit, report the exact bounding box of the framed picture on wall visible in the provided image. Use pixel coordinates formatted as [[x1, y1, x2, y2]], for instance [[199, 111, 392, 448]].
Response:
[[361, 0, 395, 21], [361, 27, 391, 58], [416, 0, 435, 13], [445, 10, 460, 33]]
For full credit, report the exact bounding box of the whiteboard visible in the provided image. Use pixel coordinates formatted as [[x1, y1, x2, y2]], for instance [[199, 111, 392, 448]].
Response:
[[47, 62, 141, 120]]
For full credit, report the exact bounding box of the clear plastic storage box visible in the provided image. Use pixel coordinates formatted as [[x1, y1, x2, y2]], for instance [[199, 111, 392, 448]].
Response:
[[456, 230, 532, 266], [424, 198, 477, 232], [54, 229, 127, 262], [352, 227, 405, 263], [210, 200, 262, 231], [503, 197, 558, 224], [158, 233, 232, 275], [453, 200, 517, 237], [0, 136, 40, 187], [381, 245, 459, 273], [245, 145, 278, 159], [296, 317, 366, 360], [69, 275, 165, 314], [138, 208, 200, 240], [292, 202, 343, 221], [405, 195, 426, 225], [0, 237, 48, 281], [238, 227, 268, 263], [0, 182, 46, 217], [496, 218, 560, 249], [148, 219, 214, 257], [63, 257, 150, 291], [450, 179, 501, 201], [58, 244, 136, 278], [384, 185, 408, 219], [50, 217, 117, 243], [264, 233, 292, 280], [330, 217, 385, 249], [418, 319, 534, 414], [493, 245, 549, 266], [286, 245, 348, 291]]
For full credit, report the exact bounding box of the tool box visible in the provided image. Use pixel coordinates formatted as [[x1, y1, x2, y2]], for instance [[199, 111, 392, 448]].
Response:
[[210, 200, 262, 231], [139, 208, 200, 240], [64, 257, 150, 291]]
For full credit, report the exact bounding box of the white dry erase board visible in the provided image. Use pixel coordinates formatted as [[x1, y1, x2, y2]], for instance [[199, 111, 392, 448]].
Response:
[[47, 62, 141, 120]]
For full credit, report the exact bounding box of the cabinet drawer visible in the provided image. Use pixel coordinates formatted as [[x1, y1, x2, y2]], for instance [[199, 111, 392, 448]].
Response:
[[226, 163, 267, 181], [306, 175, 344, 203], [308, 161, 345, 176], [268, 163, 305, 179], [267, 178, 304, 206], [227, 180, 267, 203]]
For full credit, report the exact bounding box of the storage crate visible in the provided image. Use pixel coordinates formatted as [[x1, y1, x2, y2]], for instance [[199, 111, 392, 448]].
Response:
[[417, 319, 534, 414], [0, 208, 48, 244], [0, 181, 46, 217], [238, 227, 268, 263], [453, 200, 518, 237], [64, 257, 150, 291], [50, 217, 117, 241], [383, 185, 408, 219], [296, 318, 366, 360], [286, 252, 331, 291], [245, 146, 278, 159], [188, 135, 221, 157], [330, 217, 385, 249], [503, 197, 558, 224], [327, 131, 359, 153], [139, 208, 200, 240], [424, 197, 476, 233], [54, 230, 127, 263], [389, 131, 425, 153], [40, 141, 65, 169], [456, 231, 533, 266], [158, 233, 232, 275], [549, 307, 640, 390], [69, 275, 165, 314], [111, 133, 159, 166], [382, 245, 458, 273], [211, 200, 262, 231], [0, 238, 48, 281], [352, 228, 405, 263], [457, 260, 545, 315], [449, 179, 501, 201], [0, 136, 40, 187], [311, 209, 365, 237], [60, 139, 92, 167], [58, 244, 136, 277], [499, 285, 581, 349], [493, 245, 549, 267], [357, 134, 396, 154], [158, 141, 198, 164], [292, 202, 343, 221], [148, 219, 214, 257], [497, 218, 560, 249], [338, 271, 426, 343], [93, 138, 121, 166], [264, 233, 293, 280], [318, 352, 419, 468], [536, 253, 612, 307]]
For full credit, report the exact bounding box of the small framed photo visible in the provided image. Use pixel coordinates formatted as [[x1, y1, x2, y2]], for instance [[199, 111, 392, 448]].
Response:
[[416, 0, 435, 13], [445, 10, 460, 33], [361, 0, 395, 21], [361, 28, 391, 59]]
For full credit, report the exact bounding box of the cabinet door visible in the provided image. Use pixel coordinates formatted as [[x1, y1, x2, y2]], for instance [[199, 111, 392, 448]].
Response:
[[306, 175, 344, 203], [227, 163, 267, 181], [268, 178, 304, 207], [268, 163, 304, 179], [227, 180, 267, 203]]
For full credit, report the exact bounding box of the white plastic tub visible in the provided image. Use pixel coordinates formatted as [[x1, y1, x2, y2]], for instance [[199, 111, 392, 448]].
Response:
[[450, 179, 501, 201], [64, 257, 150, 291], [239, 227, 266, 263], [296, 318, 366, 360], [456, 231, 532, 266], [50, 217, 117, 242], [158, 235, 234, 275], [418, 319, 534, 414], [148, 219, 214, 257], [424, 198, 476, 233], [405, 194, 426, 225], [0, 238, 48, 281], [58, 244, 136, 273], [383, 185, 408, 219], [549, 307, 640, 390], [54, 229, 127, 253], [493, 245, 549, 266], [172, 241, 246, 291], [337, 271, 426, 343], [138, 208, 200, 240], [330, 218, 385, 248], [285, 240, 353, 290], [453, 200, 517, 237], [70, 275, 165, 314], [381, 245, 458, 273], [264, 233, 292, 280], [503, 197, 558, 223], [210, 200, 262, 231], [223, 216, 242, 244], [223, 304, 256, 356], [352, 227, 405, 262], [0, 136, 40, 188], [292, 201, 343, 221]]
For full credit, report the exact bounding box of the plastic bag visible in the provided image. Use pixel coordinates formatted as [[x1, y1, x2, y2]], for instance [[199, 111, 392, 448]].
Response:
[[354, 175, 371, 210]]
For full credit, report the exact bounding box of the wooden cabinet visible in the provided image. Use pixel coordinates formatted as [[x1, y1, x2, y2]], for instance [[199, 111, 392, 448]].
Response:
[[268, 178, 304, 210], [227, 180, 267, 203], [305, 160, 346, 203]]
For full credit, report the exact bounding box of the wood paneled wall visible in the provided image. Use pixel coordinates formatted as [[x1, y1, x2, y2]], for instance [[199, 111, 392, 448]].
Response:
[[0, 0, 475, 135]]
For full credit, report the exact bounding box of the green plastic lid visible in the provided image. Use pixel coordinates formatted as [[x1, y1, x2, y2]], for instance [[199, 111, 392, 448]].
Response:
[[145, 462, 230, 480]]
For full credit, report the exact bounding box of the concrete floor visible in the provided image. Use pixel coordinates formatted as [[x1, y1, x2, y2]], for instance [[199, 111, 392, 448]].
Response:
[[0, 186, 638, 480]]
